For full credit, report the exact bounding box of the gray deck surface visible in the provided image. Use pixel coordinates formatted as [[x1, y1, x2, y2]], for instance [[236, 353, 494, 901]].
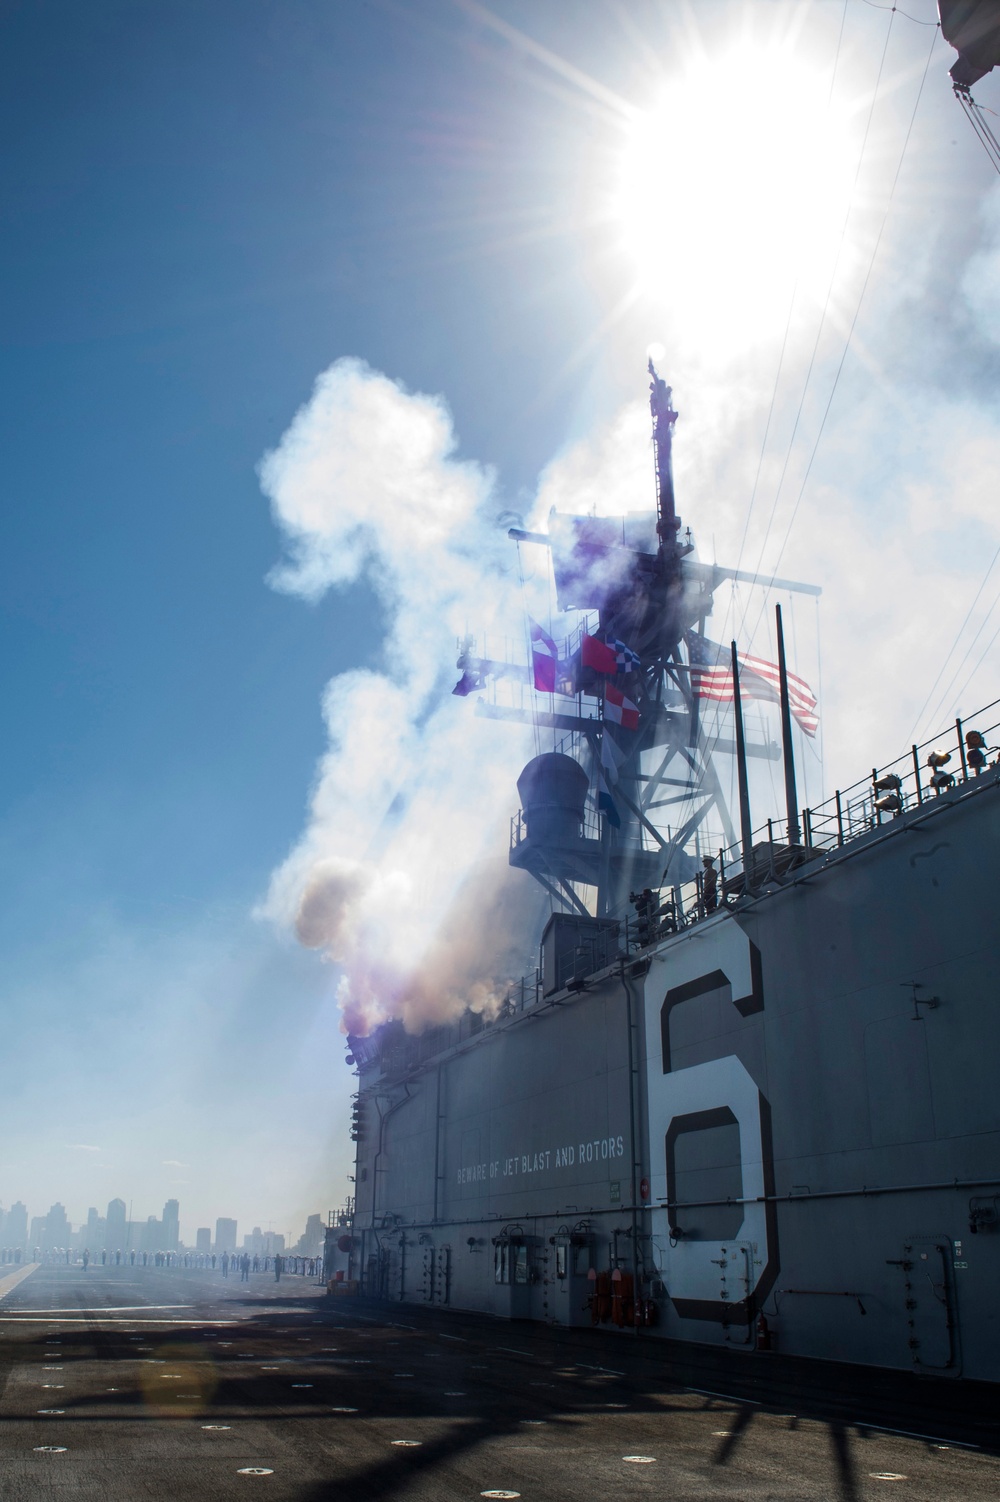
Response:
[[0, 1263, 996, 1500]]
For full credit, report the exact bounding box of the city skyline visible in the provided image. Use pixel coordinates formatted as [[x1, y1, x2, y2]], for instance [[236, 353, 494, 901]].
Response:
[[0, 1194, 329, 1257], [0, 1121, 348, 1244]]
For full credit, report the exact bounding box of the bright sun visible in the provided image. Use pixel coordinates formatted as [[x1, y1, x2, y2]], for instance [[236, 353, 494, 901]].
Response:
[[614, 44, 861, 356]]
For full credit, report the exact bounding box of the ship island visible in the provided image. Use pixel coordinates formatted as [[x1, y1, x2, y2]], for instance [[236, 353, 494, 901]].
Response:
[[339, 358, 1000, 1389]]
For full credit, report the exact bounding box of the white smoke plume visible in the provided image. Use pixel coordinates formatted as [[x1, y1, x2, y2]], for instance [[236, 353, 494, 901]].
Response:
[[260, 359, 542, 1036], [263, 243, 1000, 1038], [534, 359, 1000, 815]]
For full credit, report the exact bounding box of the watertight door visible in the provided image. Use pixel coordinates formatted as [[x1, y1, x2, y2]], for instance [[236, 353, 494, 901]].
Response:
[[421, 1246, 435, 1303], [550, 1240, 592, 1327], [434, 1246, 451, 1305], [895, 1239, 957, 1371]]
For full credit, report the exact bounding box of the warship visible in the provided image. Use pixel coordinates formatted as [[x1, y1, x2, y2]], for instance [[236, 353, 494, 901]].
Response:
[[339, 9, 1000, 1386]]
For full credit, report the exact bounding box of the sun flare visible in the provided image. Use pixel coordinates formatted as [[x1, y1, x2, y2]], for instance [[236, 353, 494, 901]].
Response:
[[614, 43, 861, 356]]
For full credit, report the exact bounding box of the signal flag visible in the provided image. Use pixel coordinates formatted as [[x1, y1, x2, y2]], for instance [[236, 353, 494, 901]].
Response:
[[581, 634, 619, 674], [603, 684, 640, 731], [597, 732, 623, 827], [530, 620, 560, 693]]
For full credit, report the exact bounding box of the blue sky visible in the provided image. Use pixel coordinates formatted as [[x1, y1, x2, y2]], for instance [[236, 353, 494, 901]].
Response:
[[3, 0, 1000, 1241], [0, 0, 616, 1240]]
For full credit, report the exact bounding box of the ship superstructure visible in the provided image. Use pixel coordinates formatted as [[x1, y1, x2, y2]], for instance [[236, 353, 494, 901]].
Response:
[[468, 361, 820, 927], [343, 366, 1000, 1385]]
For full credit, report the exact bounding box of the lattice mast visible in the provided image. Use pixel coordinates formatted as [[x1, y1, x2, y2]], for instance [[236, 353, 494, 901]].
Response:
[[581, 361, 734, 913], [470, 363, 818, 920]]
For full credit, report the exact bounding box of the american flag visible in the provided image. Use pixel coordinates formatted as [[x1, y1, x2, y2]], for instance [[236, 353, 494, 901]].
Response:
[[685, 633, 819, 738]]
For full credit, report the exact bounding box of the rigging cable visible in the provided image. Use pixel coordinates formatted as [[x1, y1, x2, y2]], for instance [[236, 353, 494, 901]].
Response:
[[788, 594, 811, 810], [955, 87, 1000, 176], [717, 282, 799, 653], [815, 593, 826, 803], [920, 570, 1000, 734], [515, 538, 556, 923], [717, 0, 850, 654], [515, 538, 542, 760], [744, 20, 939, 652], [908, 536, 1000, 741], [951, 610, 1000, 716], [734, 5, 898, 648], [857, 0, 939, 23]]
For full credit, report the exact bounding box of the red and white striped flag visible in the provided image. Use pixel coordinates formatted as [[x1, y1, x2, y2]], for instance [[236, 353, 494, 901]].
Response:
[[686, 633, 819, 738], [530, 620, 559, 693]]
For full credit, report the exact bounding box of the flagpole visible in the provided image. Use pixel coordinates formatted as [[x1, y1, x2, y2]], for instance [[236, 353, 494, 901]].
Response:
[[730, 641, 754, 892], [775, 604, 802, 847]]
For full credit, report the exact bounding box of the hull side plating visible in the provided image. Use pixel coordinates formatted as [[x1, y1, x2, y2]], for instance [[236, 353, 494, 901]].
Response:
[[352, 774, 1000, 1382]]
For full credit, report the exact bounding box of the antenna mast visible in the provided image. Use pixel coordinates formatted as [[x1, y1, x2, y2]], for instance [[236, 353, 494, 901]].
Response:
[[648, 358, 680, 560], [464, 362, 819, 921]]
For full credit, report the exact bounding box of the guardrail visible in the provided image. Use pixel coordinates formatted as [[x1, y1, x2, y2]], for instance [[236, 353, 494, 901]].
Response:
[[510, 802, 604, 850], [803, 701, 1000, 851], [498, 696, 1000, 1008]]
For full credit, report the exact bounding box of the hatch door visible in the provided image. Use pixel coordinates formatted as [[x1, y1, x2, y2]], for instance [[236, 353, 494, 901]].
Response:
[[434, 1246, 451, 1305], [892, 1238, 957, 1371], [421, 1246, 435, 1303]]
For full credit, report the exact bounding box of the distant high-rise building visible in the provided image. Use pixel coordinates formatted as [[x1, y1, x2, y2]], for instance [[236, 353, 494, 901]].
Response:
[[296, 1215, 325, 1257], [6, 1202, 27, 1252], [46, 1203, 69, 1250], [140, 1216, 161, 1253], [195, 1227, 211, 1254], [215, 1218, 237, 1254], [29, 1216, 46, 1254], [81, 1207, 104, 1253], [161, 1200, 180, 1251], [241, 1226, 285, 1257], [106, 1198, 127, 1253]]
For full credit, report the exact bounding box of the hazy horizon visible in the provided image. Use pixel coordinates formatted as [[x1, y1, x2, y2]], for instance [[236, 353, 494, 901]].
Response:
[[1, 1191, 326, 1253]]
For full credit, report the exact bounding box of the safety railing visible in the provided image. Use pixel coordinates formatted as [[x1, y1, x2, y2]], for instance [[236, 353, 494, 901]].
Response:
[[656, 697, 1000, 935], [500, 696, 1000, 999], [510, 801, 604, 850], [374, 700, 1000, 1047], [803, 701, 1000, 852]]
